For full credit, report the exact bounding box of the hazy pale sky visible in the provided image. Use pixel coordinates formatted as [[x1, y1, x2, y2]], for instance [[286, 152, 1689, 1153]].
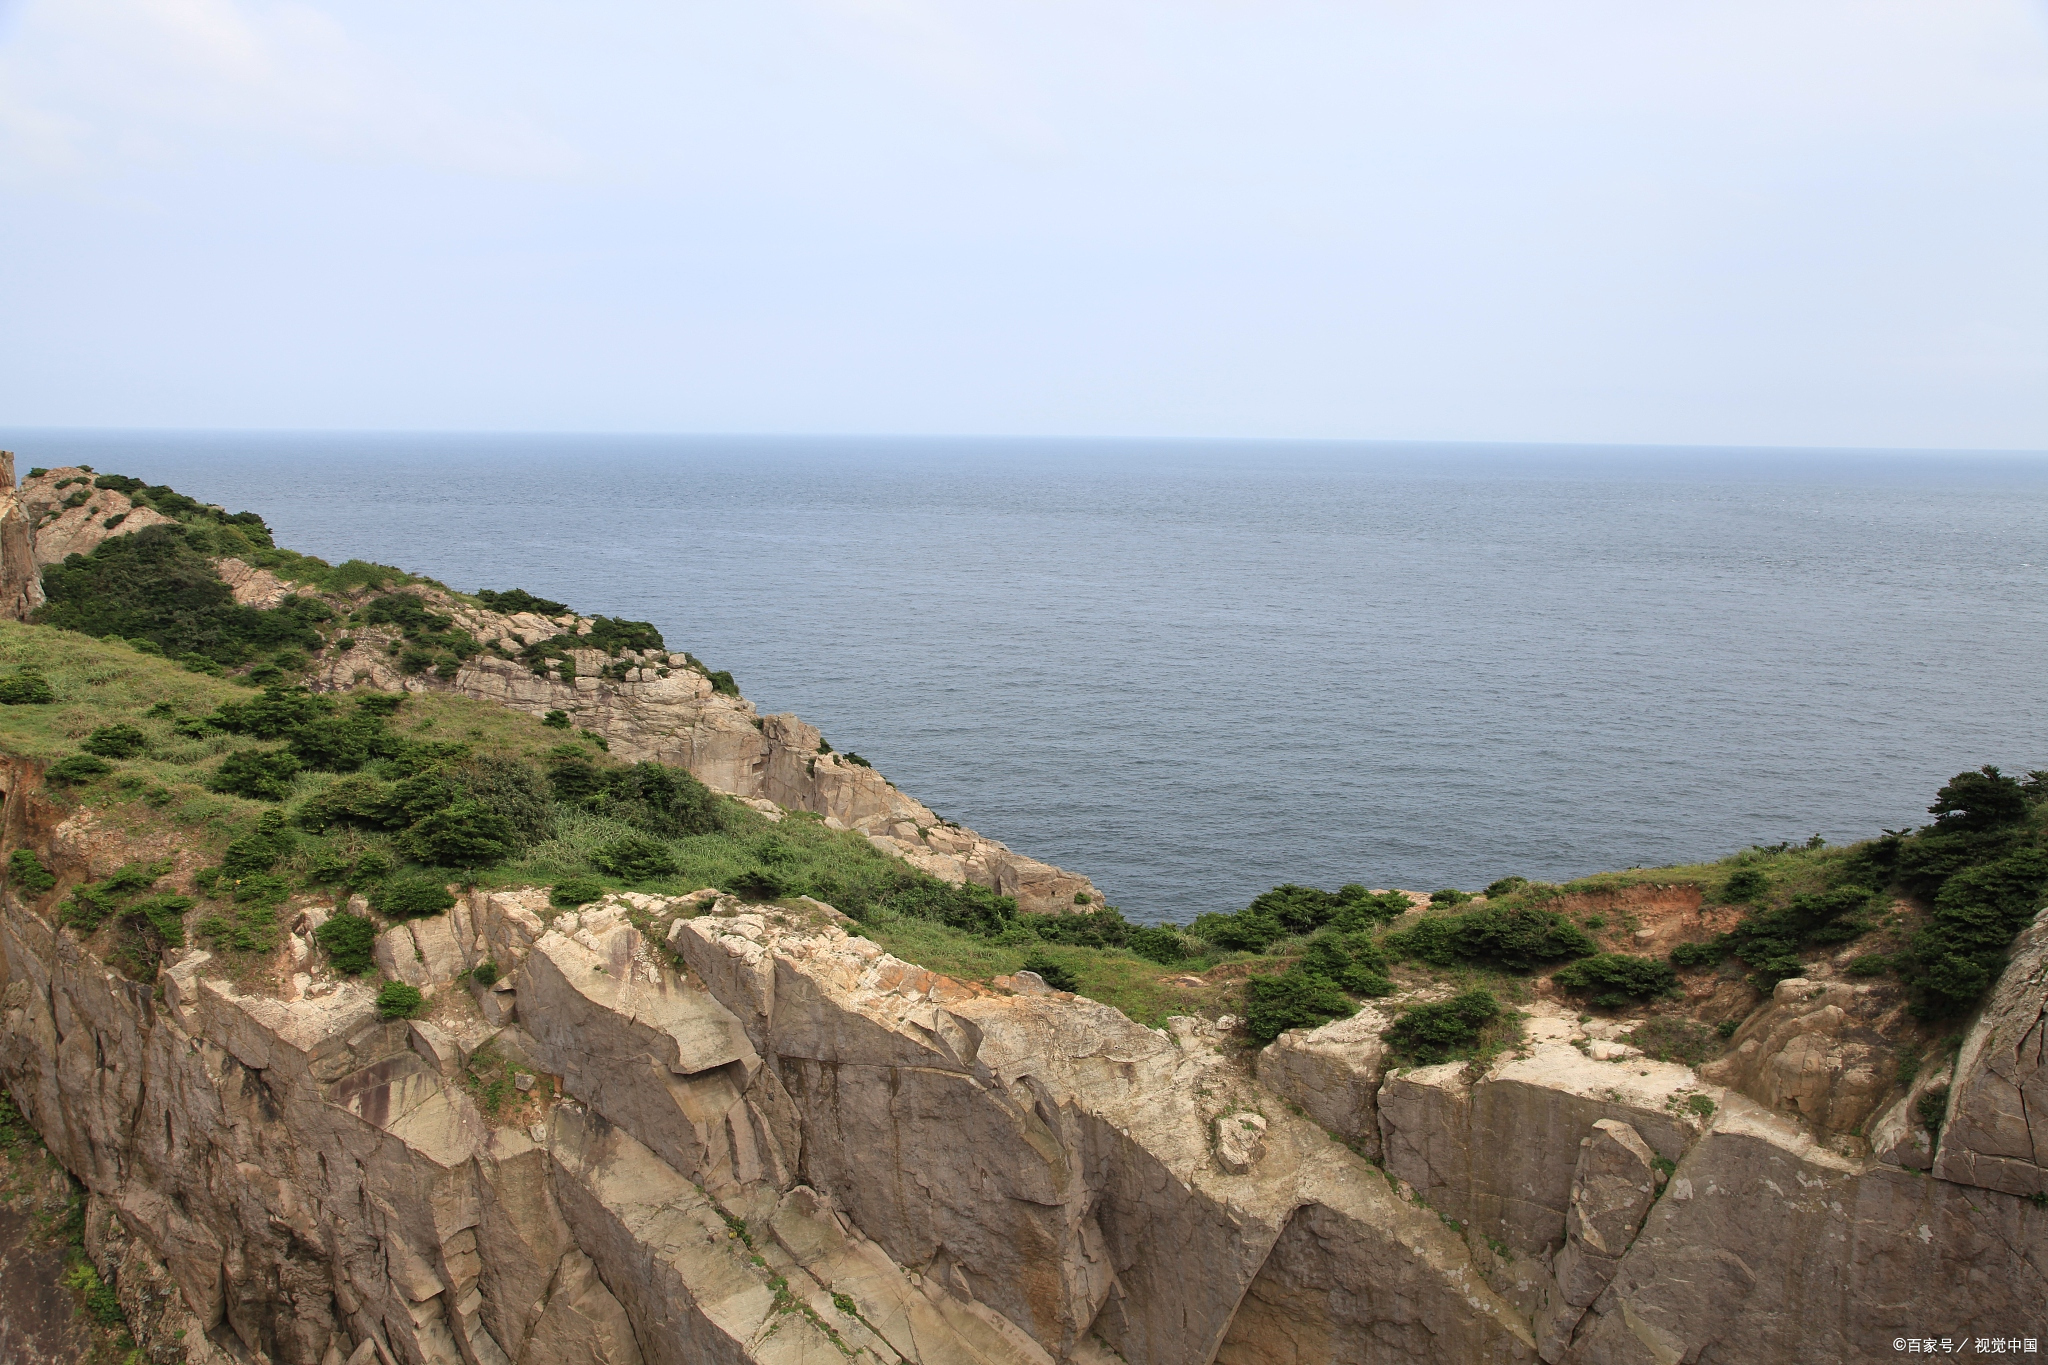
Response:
[[2, 1, 2044, 447]]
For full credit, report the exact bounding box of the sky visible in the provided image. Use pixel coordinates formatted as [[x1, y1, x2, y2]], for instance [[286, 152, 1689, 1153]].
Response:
[[1, 1, 2044, 448]]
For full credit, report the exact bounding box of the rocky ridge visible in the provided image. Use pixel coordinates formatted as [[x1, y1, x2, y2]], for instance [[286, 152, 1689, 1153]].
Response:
[[5, 464, 1096, 918]]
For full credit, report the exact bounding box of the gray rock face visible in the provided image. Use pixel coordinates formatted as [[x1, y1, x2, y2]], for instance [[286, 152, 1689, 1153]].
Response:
[[1932, 906, 2048, 1197]]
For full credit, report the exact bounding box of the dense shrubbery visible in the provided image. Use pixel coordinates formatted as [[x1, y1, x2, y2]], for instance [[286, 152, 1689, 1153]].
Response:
[[46, 754, 112, 785], [1383, 989, 1502, 1064], [55, 860, 189, 972], [314, 913, 378, 973], [0, 667, 55, 704], [36, 525, 328, 665], [1676, 766, 2048, 1017], [1383, 903, 1597, 972], [1552, 953, 1678, 1008], [7, 848, 57, 895], [82, 723, 148, 758], [1190, 883, 1409, 951], [476, 588, 568, 616], [377, 981, 425, 1018]]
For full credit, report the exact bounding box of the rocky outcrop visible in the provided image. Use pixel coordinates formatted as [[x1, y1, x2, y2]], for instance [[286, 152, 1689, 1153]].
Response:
[[1699, 975, 1898, 1140], [1932, 905, 2047, 1196], [0, 454, 45, 622], [16, 467, 177, 567], [308, 587, 1099, 914]]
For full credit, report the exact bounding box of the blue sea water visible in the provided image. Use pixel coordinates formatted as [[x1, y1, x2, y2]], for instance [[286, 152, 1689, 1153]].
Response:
[[7, 430, 2047, 924]]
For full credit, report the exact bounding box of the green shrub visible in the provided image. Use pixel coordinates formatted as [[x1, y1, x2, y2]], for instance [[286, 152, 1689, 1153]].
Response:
[[0, 668, 55, 704], [1669, 940, 1723, 968], [471, 960, 499, 987], [220, 811, 295, 875], [373, 875, 455, 919], [708, 670, 738, 696], [550, 875, 607, 907], [207, 748, 302, 801], [377, 981, 425, 1019], [314, 914, 379, 974], [403, 800, 517, 867], [35, 523, 322, 664], [1484, 876, 1530, 898], [1244, 969, 1357, 1042], [1383, 905, 1596, 972], [1429, 888, 1473, 907], [81, 723, 149, 758], [46, 754, 112, 785], [1552, 953, 1678, 1008], [1845, 953, 1894, 977], [476, 588, 569, 616], [1020, 954, 1078, 992], [589, 835, 681, 881], [543, 709, 570, 729], [1720, 868, 1769, 903], [1382, 989, 1502, 1064], [7, 848, 57, 895], [1125, 924, 1190, 964]]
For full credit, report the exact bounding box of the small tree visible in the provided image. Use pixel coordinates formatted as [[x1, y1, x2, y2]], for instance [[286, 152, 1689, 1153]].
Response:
[[376, 981, 424, 1019]]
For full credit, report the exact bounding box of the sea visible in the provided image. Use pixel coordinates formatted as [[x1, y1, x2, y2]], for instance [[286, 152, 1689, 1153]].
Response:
[[6, 430, 2046, 926]]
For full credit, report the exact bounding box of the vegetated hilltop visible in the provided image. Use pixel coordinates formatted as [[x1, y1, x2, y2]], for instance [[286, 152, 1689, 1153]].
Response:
[[0, 452, 2041, 1365]]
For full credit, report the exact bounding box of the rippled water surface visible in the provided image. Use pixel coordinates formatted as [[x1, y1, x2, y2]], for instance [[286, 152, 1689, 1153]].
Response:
[[10, 431, 2047, 922]]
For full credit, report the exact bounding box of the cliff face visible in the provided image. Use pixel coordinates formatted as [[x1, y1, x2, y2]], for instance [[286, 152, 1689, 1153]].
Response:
[[0, 733, 2041, 1365]]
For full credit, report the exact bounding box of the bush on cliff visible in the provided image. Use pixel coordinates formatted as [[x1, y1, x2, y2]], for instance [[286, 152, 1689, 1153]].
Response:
[[46, 754, 112, 786], [1382, 989, 1503, 1064], [82, 723, 149, 759], [373, 875, 456, 919], [36, 525, 325, 665], [1382, 904, 1596, 972], [208, 748, 302, 801], [589, 835, 680, 881], [1190, 883, 1409, 952], [377, 981, 425, 1019], [315, 914, 378, 973], [1245, 969, 1357, 1043], [7, 849, 57, 895], [1551, 953, 1678, 1008]]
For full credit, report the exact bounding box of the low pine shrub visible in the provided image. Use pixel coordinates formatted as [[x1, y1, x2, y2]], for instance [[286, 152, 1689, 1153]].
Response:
[[1383, 989, 1502, 1064], [46, 754, 112, 786], [550, 875, 607, 907], [0, 668, 55, 704], [207, 748, 302, 801], [589, 834, 681, 881], [1020, 954, 1078, 992], [1552, 953, 1678, 1008], [314, 914, 378, 974], [7, 848, 57, 895], [377, 981, 425, 1019], [82, 723, 149, 758], [373, 875, 456, 919], [1245, 969, 1357, 1042]]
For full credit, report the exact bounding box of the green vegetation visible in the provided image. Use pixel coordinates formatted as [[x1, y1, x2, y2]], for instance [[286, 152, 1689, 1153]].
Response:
[[475, 588, 568, 616], [1636, 766, 2048, 1017], [1382, 901, 1597, 972], [1383, 989, 1504, 1064], [7, 849, 56, 895], [1190, 883, 1408, 951], [376, 981, 425, 1019], [1552, 953, 1678, 1008], [37, 525, 332, 667], [0, 667, 55, 704], [314, 913, 379, 974], [1020, 954, 1078, 991]]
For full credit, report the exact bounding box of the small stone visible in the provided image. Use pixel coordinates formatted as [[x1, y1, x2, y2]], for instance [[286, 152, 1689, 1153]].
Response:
[[514, 1072, 536, 1091], [1215, 1111, 1268, 1174]]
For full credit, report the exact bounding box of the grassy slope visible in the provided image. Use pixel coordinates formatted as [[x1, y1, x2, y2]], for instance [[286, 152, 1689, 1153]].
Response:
[[0, 621, 1222, 1024]]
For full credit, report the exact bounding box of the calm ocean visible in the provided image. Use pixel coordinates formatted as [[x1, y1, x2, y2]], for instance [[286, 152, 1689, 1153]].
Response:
[[7, 430, 2046, 924]]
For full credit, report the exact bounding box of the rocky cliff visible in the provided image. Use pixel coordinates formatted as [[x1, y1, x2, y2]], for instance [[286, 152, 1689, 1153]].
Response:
[[0, 464, 2042, 1365]]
